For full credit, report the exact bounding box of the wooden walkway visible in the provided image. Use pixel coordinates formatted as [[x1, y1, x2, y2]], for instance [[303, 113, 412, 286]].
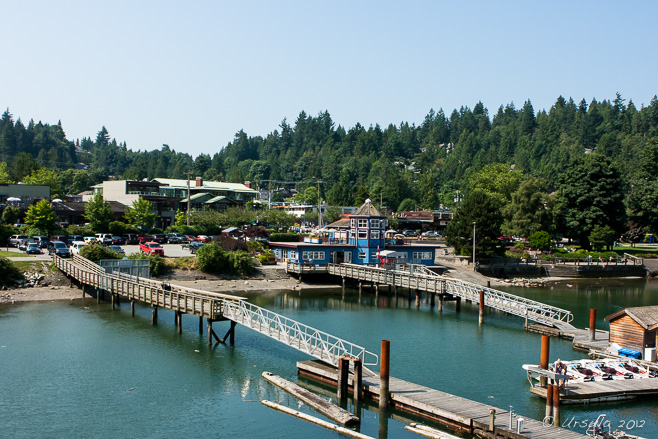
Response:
[[298, 360, 588, 439]]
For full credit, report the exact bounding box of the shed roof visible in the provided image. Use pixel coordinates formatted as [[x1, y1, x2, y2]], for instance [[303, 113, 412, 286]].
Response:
[[352, 199, 382, 217], [604, 306, 658, 330]]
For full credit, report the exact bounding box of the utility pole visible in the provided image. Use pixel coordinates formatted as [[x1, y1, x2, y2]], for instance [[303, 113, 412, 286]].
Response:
[[315, 177, 323, 228], [185, 171, 192, 226]]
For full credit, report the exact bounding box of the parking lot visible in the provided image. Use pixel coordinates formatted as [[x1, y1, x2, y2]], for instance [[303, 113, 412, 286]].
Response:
[[4, 242, 198, 260]]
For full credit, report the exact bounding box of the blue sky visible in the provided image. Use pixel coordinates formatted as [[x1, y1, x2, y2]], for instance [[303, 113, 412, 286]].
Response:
[[2, 1, 657, 158]]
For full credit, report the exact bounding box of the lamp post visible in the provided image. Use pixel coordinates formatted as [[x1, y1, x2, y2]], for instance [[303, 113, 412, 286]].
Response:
[[472, 222, 476, 266]]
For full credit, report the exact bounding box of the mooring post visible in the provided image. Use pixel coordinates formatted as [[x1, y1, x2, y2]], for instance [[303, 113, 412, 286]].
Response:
[[430, 293, 435, 307], [337, 356, 349, 401], [82, 285, 86, 298], [111, 293, 115, 310], [455, 296, 461, 312], [375, 283, 379, 297], [229, 320, 236, 344], [479, 290, 485, 325], [358, 282, 362, 296], [540, 335, 550, 387], [379, 340, 390, 408], [552, 382, 560, 426], [353, 358, 363, 402], [438, 294, 444, 312], [152, 306, 158, 325], [487, 280, 491, 288], [488, 408, 495, 431], [415, 290, 420, 307], [130, 299, 135, 317], [116, 294, 120, 305], [545, 382, 554, 420], [342, 277, 345, 295], [589, 308, 596, 341], [96, 288, 100, 304], [207, 320, 213, 346]]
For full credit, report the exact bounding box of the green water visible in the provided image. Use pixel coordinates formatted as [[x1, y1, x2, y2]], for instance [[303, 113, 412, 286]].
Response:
[[1, 278, 657, 438]]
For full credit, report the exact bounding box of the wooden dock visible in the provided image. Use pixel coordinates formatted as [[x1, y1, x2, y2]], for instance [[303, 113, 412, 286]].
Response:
[[528, 374, 658, 404], [298, 360, 588, 439]]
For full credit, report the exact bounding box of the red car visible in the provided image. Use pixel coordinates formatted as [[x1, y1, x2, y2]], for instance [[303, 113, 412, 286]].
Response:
[[196, 235, 211, 243], [140, 241, 165, 256]]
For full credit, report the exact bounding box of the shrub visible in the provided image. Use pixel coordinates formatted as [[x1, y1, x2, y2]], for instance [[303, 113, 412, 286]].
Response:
[[80, 243, 122, 263], [0, 256, 24, 285], [528, 231, 553, 251], [229, 250, 255, 276], [109, 221, 140, 236], [195, 242, 229, 274], [128, 253, 169, 276], [67, 224, 94, 236], [215, 234, 248, 252], [269, 232, 300, 242], [0, 224, 15, 244], [247, 241, 265, 253], [148, 228, 164, 235]]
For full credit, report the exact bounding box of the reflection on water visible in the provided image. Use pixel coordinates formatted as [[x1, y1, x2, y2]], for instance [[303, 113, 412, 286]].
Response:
[[1, 278, 657, 438]]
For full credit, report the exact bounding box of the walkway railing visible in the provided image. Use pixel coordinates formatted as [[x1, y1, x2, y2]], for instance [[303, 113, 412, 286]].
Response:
[[328, 263, 573, 326], [222, 300, 378, 366], [55, 255, 378, 366]]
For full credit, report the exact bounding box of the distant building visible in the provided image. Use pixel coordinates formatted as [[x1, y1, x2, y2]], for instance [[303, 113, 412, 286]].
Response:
[[94, 177, 258, 229], [397, 206, 454, 232], [269, 199, 436, 268], [605, 306, 658, 360], [0, 183, 50, 206]]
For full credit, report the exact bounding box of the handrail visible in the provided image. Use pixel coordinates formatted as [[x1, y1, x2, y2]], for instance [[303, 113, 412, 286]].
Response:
[[328, 263, 574, 326], [222, 300, 378, 366]]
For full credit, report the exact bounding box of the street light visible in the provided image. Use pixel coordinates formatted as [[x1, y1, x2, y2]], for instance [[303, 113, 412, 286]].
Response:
[[472, 222, 476, 267]]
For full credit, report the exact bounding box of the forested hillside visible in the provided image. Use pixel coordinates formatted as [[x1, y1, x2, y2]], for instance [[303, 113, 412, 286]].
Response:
[[1, 93, 658, 238]]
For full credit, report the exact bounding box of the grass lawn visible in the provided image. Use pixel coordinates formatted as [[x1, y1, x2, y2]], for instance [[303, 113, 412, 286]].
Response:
[[0, 250, 30, 257]]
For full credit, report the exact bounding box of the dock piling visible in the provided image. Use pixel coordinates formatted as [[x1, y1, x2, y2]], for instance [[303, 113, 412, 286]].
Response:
[[589, 308, 596, 341], [152, 305, 158, 325], [545, 383, 554, 420], [131, 299, 135, 316], [540, 335, 550, 387], [353, 358, 363, 402], [552, 383, 560, 426], [379, 340, 390, 408], [478, 290, 485, 324], [488, 408, 495, 431], [337, 356, 349, 401]]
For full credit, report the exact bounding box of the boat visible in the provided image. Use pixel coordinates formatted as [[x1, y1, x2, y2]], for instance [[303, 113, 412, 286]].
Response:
[[523, 358, 658, 386]]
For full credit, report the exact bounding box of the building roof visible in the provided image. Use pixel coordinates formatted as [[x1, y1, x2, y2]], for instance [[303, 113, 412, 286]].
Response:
[[153, 178, 258, 194], [326, 217, 350, 229], [180, 192, 210, 202], [604, 306, 658, 330], [352, 199, 382, 217], [398, 211, 434, 222]]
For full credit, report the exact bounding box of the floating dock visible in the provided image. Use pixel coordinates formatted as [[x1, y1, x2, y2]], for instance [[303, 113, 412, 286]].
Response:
[[529, 377, 658, 404], [298, 360, 588, 439]]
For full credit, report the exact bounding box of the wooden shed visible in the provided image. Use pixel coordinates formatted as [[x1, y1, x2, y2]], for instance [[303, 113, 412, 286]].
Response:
[[604, 306, 658, 355]]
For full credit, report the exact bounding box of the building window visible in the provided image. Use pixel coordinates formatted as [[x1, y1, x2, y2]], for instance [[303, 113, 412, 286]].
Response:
[[370, 252, 378, 259], [358, 231, 368, 239], [370, 219, 381, 228], [290, 250, 297, 259], [370, 230, 380, 239], [412, 251, 433, 260], [302, 251, 326, 261], [350, 219, 356, 228], [358, 219, 368, 228], [358, 252, 366, 259]]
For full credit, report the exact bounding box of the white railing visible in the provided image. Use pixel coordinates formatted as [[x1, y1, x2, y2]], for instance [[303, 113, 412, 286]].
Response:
[[221, 300, 379, 366], [329, 263, 574, 326]]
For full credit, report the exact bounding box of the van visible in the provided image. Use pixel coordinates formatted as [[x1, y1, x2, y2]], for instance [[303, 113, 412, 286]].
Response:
[[70, 241, 87, 255]]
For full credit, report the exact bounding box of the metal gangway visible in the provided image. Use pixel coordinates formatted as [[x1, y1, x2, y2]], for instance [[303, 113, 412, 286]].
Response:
[[328, 263, 574, 327], [55, 255, 378, 367]]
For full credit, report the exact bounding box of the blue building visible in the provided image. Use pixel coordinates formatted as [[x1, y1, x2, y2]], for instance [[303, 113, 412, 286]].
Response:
[[269, 199, 436, 269]]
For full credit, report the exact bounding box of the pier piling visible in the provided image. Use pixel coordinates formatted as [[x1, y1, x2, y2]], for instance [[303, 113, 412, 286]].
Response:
[[337, 356, 349, 401], [353, 358, 363, 402], [540, 335, 550, 386], [152, 305, 158, 325], [131, 299, 135, 316], [379, 340, 390, 408], [552, 383, 560, 426], [589, 308, 596, 341], [478, 290, 485, 324], [545, 383, 553, 420]]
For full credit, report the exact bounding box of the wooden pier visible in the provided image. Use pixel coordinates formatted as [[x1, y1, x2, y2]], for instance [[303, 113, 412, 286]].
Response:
[[298, 360, 588, 439]]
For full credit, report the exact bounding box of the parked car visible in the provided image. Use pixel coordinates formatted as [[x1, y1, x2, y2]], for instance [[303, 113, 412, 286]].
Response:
[[26, 242, 42, 254], [123, 234, 139, 245], [137, 235, 150, 244], [83, 236, 98, 244], [95, 233, 113, 245], [149, 234, 168, 244], [108, 245, 125, 256], [188, 241, 205, 254], [33, 235, 50, 248], [196, 235, 211, 243], [8, 234, 28, 247], [140, 241, 164, 256], [48, 241, 71, 258], [70, 241, 87, 255], [185, 235, 200, 243], [69, 235, 84, 243], [50, 235, 69, 246], [421, 231, 440, 239], [402, 230, 418, 238], [111, 236, 125, 245], [166, 233, 184, 244]]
